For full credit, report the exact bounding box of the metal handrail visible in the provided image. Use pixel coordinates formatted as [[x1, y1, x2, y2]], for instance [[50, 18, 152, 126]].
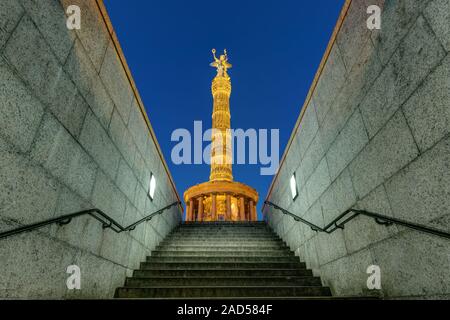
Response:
[[264, 201, 450, 240], [0, 201, 180, 240]]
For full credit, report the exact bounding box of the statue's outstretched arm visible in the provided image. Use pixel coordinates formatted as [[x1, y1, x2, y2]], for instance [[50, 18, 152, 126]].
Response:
[[212, 48, 219, 62]]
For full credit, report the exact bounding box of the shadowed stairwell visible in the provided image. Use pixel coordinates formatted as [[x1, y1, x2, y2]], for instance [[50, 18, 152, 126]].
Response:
[[114, 222, 332, 299]]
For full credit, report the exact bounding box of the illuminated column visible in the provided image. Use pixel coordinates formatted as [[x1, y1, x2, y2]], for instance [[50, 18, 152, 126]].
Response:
[[188, 199, 194, 221], [252, 202, 257, 221], [198, 197, 204, 221], [183, 51, 259, 223], [210, 52, 233, 183], [211, 194, 217, 220], [186, 201, 191, 221], [249, 200, 255, 221], [185, 199, 189, 221], [226, 194, 232, 220], [239, 197, 245, 221]]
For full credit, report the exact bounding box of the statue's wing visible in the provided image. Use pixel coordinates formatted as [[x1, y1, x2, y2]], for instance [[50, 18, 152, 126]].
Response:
[[224, 62, 232, 68], [210, 61, 219, 67]]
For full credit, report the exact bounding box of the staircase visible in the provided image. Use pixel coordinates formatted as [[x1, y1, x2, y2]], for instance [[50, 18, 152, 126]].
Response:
[[115, 222, 332, 299]]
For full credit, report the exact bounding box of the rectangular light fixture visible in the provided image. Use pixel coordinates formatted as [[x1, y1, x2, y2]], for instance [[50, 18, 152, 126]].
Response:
[[290, 173, 298, 200], [149, 173, 156, 200]]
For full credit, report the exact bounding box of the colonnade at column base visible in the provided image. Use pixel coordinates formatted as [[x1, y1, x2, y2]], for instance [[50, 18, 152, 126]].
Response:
[[183, 181, 259, 222]]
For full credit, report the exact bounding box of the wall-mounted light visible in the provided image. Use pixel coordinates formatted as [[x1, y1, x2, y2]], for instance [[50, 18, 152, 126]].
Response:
[[149, 173, 156, 200], [290, 173, 298, 201]]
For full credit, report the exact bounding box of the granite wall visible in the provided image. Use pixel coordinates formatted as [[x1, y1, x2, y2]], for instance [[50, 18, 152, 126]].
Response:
[[264, 0, 450, 299], [0, 0, 181, 298]]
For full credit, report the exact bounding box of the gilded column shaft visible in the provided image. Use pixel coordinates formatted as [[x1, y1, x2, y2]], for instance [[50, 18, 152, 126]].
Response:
[[210, 74, 233, 182], [183, 49, 258, 222]]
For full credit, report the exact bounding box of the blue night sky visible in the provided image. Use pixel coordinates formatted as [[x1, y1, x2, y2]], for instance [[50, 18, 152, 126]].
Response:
[[104, 0, 345, 218]]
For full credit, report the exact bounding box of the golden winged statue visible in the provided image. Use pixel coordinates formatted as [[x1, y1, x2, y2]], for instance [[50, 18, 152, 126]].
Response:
[[210, 48, 232, 77]]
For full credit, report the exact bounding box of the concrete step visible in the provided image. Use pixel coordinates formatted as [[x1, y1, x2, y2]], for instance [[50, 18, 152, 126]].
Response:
[[124, 276, 323, 287], [146, 256, 299, 263], [179, 227, 269, 230], [172, 229, 274, 233], [115, 286, 332, 298], [151, 250, 294, 257], [155, 244, 290, 251], [173, 229, 273, 234], [176, 225, 271, 229], [140, 261, 306, 270], [163, 239, 281, 244], [177, 228, 269, 231], [159, 243, 287, 249], [162, 238, 283, 243], [166, 234, 280, 240], [181, 222, 267, 226], [163, 238, 281, 243], [169, 232, 275, 237], [161, 239, 285, 245], [176, 227, 270, 232], [165, 238, 281, 243], [133, 268, 313, 277], [176, 227, 270, 231], [175, 229, 271, 233]]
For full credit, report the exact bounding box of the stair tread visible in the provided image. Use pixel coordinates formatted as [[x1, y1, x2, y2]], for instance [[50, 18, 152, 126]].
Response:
[[115, 286, 332, 297], [135, 268, 307, 271], [153, 250, 291, 252], [118, 285, 329, 289], [127, 276, 318, 279], [148, 255, 296, 258], [156, 246, 288, 249], [141, 262, 303, 264], [120, 297, 377, 300]]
